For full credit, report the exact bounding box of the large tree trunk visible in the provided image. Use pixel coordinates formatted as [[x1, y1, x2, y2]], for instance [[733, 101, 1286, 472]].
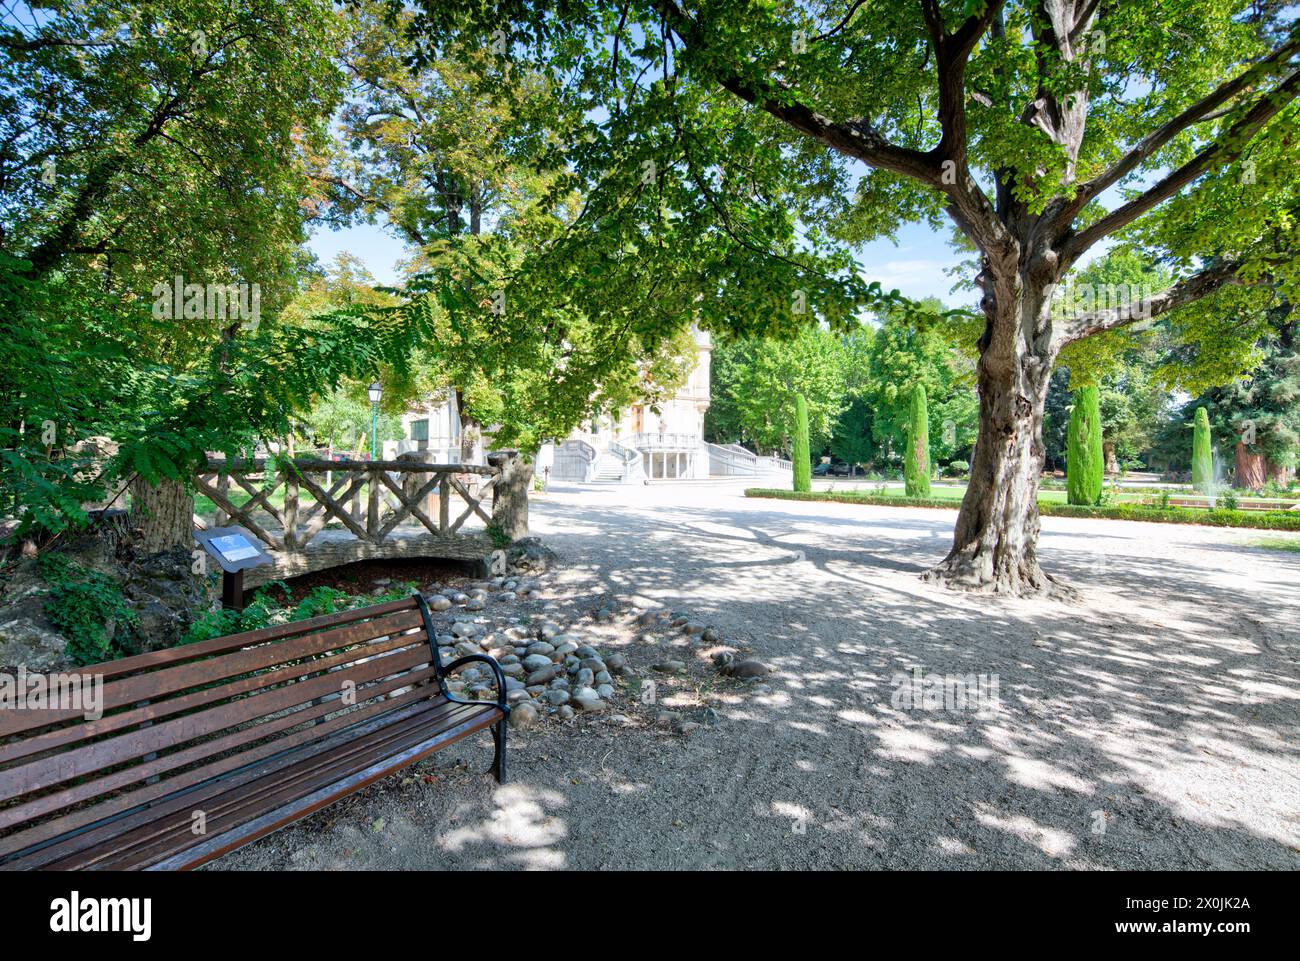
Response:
[[1103, 442, 1119, 475], [924, 281, 1064, 597], [1235, 441, 1266, 490], [130, 477, 195, 552]]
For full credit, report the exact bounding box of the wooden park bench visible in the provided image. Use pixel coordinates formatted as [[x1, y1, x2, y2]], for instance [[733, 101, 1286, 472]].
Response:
[[0, 594, 508, 870]]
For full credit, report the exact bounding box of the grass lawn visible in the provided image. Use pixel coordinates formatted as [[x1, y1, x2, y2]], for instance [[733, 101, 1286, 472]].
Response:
[[820, 481, 1299, 508], [1251, 537, 1300, 553]]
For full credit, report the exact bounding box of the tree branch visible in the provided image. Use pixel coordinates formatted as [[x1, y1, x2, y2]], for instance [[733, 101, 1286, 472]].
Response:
[[1061, 22, 1300, 227], [654, 0, 938, 183], [1059, 65, 1300, 265], [1058, 258, 1245, 343]]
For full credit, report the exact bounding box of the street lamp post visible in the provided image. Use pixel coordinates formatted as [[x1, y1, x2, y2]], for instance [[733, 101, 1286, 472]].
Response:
[[368, 381, 383, 461]]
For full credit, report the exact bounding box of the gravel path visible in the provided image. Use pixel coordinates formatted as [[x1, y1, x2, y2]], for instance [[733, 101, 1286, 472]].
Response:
[[216, 482, 1300, 870]]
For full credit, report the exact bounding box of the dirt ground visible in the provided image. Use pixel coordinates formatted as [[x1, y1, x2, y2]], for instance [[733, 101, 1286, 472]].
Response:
[[214, 482, 1300, 870]]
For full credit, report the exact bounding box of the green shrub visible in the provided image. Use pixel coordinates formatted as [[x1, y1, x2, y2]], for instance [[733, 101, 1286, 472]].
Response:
[[180, 580, 420, 645], [792, 394, 812, 493], [904, 385, 931, 498], [39, 554, 138, 665], [1067, 386, 1103, 505]]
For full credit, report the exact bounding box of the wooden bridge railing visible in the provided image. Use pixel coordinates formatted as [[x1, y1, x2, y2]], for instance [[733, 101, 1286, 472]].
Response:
[[194, 456, 515, 553]]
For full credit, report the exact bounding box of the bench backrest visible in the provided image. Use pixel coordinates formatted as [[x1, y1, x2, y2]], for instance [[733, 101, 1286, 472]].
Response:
[[0, 595, 439, 861]]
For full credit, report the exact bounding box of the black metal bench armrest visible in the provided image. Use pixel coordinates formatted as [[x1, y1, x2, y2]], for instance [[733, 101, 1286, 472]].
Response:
[[440, 653, 509, 715]]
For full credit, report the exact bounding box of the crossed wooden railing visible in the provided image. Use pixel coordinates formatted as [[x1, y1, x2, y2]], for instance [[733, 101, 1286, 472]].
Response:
[[195, 458, 501, 553]]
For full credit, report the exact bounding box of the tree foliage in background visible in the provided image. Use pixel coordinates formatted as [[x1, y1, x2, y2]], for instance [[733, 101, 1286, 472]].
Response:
[[863, 299, 978, 469], [706, 325, 848, 455], [316, 0, 697, 456], [1, 0, 346, 543]]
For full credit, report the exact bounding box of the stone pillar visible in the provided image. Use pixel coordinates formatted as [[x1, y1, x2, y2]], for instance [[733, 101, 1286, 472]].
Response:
[[487, 450, 532, 541]]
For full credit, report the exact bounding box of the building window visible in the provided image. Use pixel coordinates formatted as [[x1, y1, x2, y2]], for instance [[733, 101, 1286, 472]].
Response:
[[410, 419, 429, 451]]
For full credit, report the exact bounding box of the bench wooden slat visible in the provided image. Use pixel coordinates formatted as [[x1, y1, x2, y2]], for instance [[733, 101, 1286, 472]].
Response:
[[0, 644, 436, 818], [0, 675, 439, 864], [0, 605, 424, 737], [0, 629, 430, 766], [43, 701, 489, 871], [147, 705, 500, 871]]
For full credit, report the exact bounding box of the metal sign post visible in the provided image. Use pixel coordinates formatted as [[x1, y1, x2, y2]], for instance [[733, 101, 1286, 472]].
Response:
[[194, 527, 274, 612]]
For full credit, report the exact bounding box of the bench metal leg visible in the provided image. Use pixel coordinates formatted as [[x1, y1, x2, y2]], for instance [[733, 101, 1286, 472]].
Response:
[[492, 717, 507, 784]]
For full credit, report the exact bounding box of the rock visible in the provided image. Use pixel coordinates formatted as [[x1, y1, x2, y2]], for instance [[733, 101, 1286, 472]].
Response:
[[682, 622, 707, 636], [0, 610, 72, 671], [525, 641, 556, 657], [575, 667, 594, 688], [451, 621, 483, 638], [574, 644, 600, 660], [656, 711, 681, 728], [702, 627, 720, 643], [541, 688, 570, 706], [425, 594, 452, 612], [498, 591, 517, 602], [120, 546, 211, 653], [465, 598, 485, 612], [498, 653, 521, 665], [730, 659, 771, 679], [556, 705, 575, 720], [526, 665, 557, 686], [703, 707, 722, 726], [596, 683, 615, 699], [449, 592, 469, 604], [501, 662, 525, 678], [455, 642, 481, 658], [563, 655, 580, 673], [521, 654, 553, 672], [509, 702, 539, 729], [551, 633, 583, 646], [711, 651, 736, 671], [507, 537, 556, 572], [579, 657, 606, 673], [553, 641, 579, 658], [504, 676, 525, 692], [636, 610, 662, 626], [594, 670, 612, 685], [652, 660, 687, 674], [539, 621, 563, 640], [572, 690, 606, 712], [604, 653, 629, 675], [548, 677, 570, 690], [677, 722, 701, 735]]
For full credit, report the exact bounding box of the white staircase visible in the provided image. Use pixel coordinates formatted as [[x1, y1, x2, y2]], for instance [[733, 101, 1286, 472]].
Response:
[[592, 452, 629, 482]]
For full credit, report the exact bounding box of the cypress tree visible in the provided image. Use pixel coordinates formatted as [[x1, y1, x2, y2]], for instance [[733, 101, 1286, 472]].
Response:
[[792, 393, 812, 492], [904, 384, 931, 497], [1066, 385, 1104, 505], [1066, 384, 1107, 507], [1192, 406, 1214, 493]]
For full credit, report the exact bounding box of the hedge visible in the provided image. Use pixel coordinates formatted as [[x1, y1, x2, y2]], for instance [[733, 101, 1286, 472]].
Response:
[[743, 488, 1300, 531]]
